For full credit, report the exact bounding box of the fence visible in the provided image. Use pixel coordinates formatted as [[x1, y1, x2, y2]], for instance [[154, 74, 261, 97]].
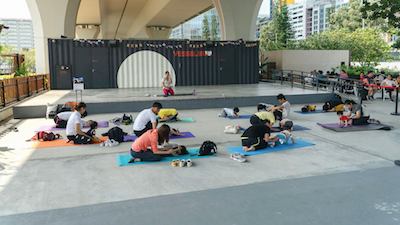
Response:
[[270, 70, 363, 93], [269, 70, 400, 115], [0, 74, 49, 108]]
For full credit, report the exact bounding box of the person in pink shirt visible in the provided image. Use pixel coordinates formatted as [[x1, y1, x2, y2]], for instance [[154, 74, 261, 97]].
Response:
[[129, 124, 178, 162], [339, 70, 349, 80]]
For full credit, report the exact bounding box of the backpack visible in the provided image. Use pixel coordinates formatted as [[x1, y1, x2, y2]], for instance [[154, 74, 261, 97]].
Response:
[[121, 114, 133, 125], [102, 127, 127, 143], [301, 106, 309, 113], [46, 103, 58, 119], [36, 131, 60, 141], [198, 141, 217, 156]]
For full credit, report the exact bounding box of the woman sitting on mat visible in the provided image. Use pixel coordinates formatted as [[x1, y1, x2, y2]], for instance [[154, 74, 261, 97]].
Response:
[[344, 100, 379, 126], [161, 71, 175, 97], [66, 102, 97, 144], [158, 108, 179, 122], [241, 122, 277, 152], [129, 124, 180, 162]]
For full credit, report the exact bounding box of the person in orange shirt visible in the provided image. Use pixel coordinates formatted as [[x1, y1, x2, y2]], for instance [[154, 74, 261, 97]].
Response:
[[129, 124, 179, 162]]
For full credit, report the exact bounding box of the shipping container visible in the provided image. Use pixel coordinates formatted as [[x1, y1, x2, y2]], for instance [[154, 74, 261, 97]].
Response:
[[48, 39, 259, 89]]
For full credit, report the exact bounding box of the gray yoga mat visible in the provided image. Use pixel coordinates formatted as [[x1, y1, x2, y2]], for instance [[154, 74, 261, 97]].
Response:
[[317, 123, 392, 132]]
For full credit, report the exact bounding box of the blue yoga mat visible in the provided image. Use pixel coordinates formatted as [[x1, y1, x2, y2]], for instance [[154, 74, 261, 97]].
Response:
[[227, 114, 252, 119], [117, 148, 214, 167], [294, 109, 326, 114], [227, 139, 315, 156]]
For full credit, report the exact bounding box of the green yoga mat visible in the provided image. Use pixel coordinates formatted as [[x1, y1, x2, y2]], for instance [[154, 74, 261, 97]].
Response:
[[117, 148, 213, 166]]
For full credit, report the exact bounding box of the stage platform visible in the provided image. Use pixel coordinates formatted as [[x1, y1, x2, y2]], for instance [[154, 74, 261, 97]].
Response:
[[13, 83, 334, 118]]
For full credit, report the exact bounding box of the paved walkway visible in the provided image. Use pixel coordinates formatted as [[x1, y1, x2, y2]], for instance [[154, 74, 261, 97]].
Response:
[[0, 99, 399, 224]]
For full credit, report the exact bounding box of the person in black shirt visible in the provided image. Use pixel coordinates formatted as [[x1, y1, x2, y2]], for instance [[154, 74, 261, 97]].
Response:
[[241, 121, 277, 152]]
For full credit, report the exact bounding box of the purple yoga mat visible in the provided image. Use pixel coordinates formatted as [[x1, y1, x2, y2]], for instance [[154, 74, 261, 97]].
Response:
[[123, 131, 195, 142], [35, 121, 109, 132]]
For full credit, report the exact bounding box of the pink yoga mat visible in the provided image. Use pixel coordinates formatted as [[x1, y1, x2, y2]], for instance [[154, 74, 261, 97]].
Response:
[[35, 121, 109, 132]]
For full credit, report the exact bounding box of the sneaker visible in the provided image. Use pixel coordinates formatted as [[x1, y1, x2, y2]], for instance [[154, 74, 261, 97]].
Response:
[[179, 159, 186, 167], [186, 159, 193, 167], [395, 160, 400, 166], [99, 141, 106, 147], [103, 139, 112, 147], [171, 160, 179, 167], [109, 139, 119, 147], [230, 153, 246, 163], [129, 158, 141, 163]]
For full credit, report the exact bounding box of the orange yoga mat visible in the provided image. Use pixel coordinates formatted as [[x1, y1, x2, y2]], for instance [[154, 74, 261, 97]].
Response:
[[31, 136, 107, 149]]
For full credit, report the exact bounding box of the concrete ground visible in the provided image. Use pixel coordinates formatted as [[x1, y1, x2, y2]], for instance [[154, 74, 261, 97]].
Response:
[[0, 99, 399, 224]]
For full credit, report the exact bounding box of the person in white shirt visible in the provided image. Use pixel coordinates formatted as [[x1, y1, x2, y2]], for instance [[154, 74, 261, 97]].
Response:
[[66, 102, 93, 143], [133, 102, 163, 137], [270, 94, 291, 120], [381, 75, 396, 101], [218, 107, 240, 118]]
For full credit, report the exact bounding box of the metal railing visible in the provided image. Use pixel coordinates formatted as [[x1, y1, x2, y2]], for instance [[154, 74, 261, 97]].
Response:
[[0, 74, 49, 108], [268, 70, 364, 102]]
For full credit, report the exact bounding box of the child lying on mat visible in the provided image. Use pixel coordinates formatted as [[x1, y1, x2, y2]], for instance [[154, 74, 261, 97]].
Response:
[[158, 108, 179, 122], [271, 130, 295, 146], [27, 131, 62, 142], [219, 107, 240, 118]]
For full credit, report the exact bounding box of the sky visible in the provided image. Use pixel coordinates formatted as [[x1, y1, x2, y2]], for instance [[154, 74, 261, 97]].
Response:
[[0, 0, 31, 20], [0, 0, 270, 20]]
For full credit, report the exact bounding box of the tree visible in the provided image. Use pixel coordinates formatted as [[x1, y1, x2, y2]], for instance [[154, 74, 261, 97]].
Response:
[[294, 28, 390, 66], [350, 28, 391, 66], [361, 0, 400, 28], [20, 48, 36, 73], [259, 1, 293, 51], [202, 15, 210, 40], [330, 0, 390, 32], [330, 1, 364, 31], [210, 15, 219, 40], [275, 4, 293, 47]]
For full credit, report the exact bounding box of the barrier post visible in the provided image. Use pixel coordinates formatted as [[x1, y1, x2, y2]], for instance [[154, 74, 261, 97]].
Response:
[[15, 78, 20, 101], [290, 72, 294, 88], [391, 87, 400, 116], [281, 71, 283, 85], [301, 72, 305, 89]]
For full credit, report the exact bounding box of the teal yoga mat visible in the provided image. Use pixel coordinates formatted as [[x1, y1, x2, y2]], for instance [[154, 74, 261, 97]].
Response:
[[227, 139, 315, 156], [294, 110, 326, 114], [117, 148, 214, 167], [160, 117, 195, 123]]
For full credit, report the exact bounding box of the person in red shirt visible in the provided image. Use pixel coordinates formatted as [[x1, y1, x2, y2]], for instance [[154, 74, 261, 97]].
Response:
[[130, 124, 178, 162]]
